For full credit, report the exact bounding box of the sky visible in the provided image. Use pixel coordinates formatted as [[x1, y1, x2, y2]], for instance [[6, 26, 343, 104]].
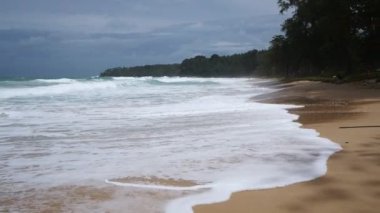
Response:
[[0, 0, 286, 78]]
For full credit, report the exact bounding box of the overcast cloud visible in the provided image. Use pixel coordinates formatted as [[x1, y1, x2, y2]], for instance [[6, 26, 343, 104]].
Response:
[[0, 0, 286, 78]]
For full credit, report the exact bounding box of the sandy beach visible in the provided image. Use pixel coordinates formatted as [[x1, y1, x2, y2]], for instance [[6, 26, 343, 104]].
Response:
[[194, 80, 380, 213], [2, 79, 379, 213]]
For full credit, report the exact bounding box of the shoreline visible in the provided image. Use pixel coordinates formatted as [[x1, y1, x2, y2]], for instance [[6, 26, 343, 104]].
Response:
[[194, 80, 380, 213]]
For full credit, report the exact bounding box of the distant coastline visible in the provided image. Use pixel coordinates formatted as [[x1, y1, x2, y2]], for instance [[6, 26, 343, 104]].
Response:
[[100, 47, 379, 82], [100, 50, 260, 78]]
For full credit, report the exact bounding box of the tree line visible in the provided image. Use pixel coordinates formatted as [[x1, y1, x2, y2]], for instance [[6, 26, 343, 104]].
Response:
[[100, 50, 260, 77], [101, 0, 379, 79], [100, 64, 180, 77]]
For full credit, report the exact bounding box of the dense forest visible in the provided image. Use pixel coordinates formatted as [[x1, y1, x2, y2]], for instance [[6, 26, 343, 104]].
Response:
[[263, 0, 380, 78], [100, 64, 180, 77], [101, 0, 379, 79]]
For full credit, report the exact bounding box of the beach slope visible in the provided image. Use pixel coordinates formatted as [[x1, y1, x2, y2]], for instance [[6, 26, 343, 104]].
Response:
[[194, 81, 380, 213]]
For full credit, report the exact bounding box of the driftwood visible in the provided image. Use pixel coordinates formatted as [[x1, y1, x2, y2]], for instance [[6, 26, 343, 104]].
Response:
[[339, 126, 380, 129]]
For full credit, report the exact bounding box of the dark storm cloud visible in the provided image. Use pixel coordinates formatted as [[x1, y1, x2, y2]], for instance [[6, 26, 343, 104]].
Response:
[[0, 0, 285, 78]]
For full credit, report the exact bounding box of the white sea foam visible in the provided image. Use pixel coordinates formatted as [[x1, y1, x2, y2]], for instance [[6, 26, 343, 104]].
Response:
[[0, 77, 341, 213], [0, 79, 119, 99], [34, 78, 77, 84], [105, 179, 214, 191]]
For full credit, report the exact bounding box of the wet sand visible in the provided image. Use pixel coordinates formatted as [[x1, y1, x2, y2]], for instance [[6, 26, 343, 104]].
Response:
[[0, 176, 198, 213], [194, 81, 380, 213]]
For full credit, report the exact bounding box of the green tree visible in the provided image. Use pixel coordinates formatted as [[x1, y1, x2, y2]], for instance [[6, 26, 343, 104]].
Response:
[[271, 0, 379, 77]]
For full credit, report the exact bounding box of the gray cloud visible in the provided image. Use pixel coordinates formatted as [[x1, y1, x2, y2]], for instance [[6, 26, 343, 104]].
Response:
[[0, 1, 285, 78]]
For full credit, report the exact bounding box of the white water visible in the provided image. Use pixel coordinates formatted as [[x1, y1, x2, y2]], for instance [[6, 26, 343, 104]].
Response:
[[0, 77, 340, 212]]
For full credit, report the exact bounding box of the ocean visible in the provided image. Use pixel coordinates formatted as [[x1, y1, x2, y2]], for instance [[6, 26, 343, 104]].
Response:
[[0, 77, 340, 212]]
